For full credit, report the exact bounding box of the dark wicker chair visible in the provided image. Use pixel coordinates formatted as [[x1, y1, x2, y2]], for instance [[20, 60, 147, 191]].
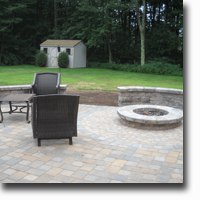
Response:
[[31, 94, 79, 146], [32, 72, 61, 95]]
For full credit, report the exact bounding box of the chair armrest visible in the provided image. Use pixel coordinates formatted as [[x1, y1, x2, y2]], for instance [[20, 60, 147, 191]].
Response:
[[56, 73, 61, 93], [31, 97, 37, 138], [32, 73, 37, 86], [31, 73, 37, 94]]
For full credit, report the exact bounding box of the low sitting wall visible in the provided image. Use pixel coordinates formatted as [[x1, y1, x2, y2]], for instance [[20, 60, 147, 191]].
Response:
[[0, 84, 67, 97], [117, 86, 183, 109]]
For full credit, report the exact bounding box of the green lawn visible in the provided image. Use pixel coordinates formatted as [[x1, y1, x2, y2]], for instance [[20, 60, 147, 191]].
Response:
[[0, 65, 183, 91]]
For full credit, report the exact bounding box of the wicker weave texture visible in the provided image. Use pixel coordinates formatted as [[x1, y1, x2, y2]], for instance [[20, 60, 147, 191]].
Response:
[[31, 94, 79, 145]]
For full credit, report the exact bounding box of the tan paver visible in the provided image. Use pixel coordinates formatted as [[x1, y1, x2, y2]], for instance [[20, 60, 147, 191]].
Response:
[[0, 104, 183, 183], [24, 174, 38, 181], [47, 168, 63, 176]]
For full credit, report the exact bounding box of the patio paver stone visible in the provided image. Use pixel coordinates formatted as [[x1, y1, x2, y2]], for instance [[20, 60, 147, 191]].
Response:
[[0, 104, 183, 183]]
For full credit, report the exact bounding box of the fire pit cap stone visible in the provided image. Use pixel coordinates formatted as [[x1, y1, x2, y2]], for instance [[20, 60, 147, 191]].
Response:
[[117, 86, 183, 94], [117, 104, 183, 125]]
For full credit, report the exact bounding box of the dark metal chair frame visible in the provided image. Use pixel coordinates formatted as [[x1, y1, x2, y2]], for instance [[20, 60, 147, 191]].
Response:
[[31, 94, 79, 146], [0, 94, 34, 123]]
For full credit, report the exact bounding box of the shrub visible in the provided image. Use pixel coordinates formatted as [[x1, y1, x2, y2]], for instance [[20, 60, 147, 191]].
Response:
[[58, 52, 69, 68], [35, 51, 47, 67], [88, 61, 183, 76]]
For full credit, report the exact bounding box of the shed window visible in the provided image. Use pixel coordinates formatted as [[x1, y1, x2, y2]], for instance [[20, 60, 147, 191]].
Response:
[[43, 48, 48, 54], [57, 46, 60, 52], [66, 48, 71, 55]]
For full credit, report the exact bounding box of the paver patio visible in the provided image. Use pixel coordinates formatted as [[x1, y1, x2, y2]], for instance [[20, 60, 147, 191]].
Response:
[[0, 104, 183, 183]]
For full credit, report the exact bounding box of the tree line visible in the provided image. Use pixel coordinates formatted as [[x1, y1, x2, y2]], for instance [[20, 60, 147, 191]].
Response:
[[0, 0, 183, 66]]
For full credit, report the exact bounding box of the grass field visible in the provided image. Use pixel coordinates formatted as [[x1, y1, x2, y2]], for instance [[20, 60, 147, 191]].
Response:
[[0, 65, 183, 91]]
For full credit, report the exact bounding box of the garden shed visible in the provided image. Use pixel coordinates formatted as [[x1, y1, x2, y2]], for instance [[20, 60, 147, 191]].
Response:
[[40, 40, 86, 68]]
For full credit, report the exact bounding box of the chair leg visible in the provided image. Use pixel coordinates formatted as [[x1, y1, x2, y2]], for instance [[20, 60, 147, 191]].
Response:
[[37, 139, 41, 147], [9, 101, 12, 114], [69, 137, 73, 145], [0, 103, 3, 123]]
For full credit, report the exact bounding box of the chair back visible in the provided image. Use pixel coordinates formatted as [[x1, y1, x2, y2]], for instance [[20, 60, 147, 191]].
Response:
[[32, 73, 60, 95], [31, 94, 79, 138]]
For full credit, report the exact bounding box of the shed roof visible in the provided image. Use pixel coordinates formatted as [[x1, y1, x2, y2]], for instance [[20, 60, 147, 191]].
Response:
[[40, 40, 82, 47]]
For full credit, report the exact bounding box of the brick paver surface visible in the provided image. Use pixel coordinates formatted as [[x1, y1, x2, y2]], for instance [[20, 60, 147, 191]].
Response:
[[0, 104, 183, 183]]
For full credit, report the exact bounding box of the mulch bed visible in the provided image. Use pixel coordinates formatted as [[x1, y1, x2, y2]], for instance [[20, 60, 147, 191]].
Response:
[[67, 90, 118, 106]]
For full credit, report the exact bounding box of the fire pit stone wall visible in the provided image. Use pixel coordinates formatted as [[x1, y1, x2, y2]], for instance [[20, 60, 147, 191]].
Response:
[[118, 86, 183, 109]]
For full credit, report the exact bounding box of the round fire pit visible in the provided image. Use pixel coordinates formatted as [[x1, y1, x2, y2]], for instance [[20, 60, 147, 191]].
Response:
[[117, 105, 183, 130]]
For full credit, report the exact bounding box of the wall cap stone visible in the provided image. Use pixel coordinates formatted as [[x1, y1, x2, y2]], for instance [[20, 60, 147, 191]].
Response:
[[0, 84, 67, 91], [117, 86, 183, 94]]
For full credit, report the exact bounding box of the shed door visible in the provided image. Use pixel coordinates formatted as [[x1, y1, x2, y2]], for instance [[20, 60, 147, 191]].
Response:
[[48, 47, 58, 68]]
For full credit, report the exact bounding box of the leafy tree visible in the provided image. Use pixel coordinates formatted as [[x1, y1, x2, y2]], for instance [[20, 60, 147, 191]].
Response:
[[135, 0, 146, 66], [0, 0, 183, 67], [146, 25, 179, 61], [0, 0, 27, 64], [60, 0, 122, 63]]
